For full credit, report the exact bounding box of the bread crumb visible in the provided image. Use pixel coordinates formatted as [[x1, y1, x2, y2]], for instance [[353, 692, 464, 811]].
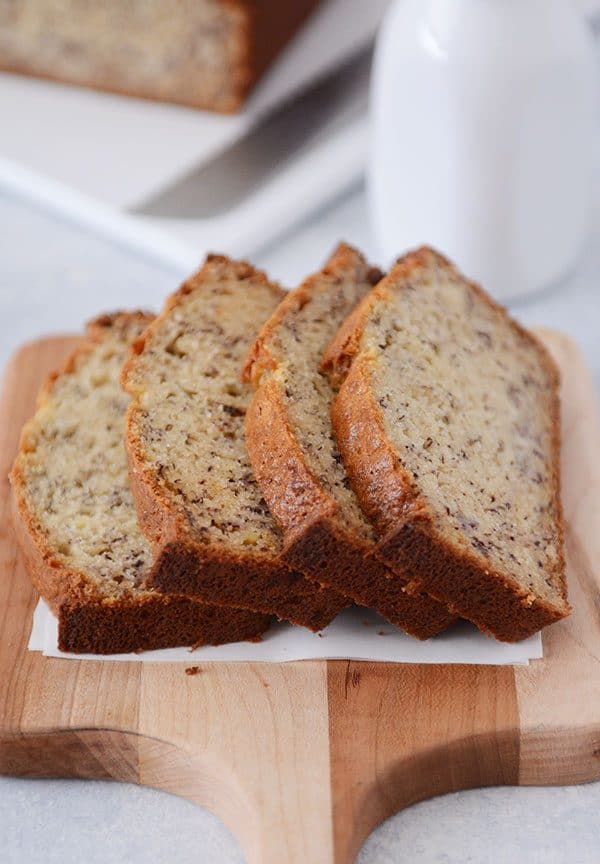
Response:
[[185, 666, 201, 676]]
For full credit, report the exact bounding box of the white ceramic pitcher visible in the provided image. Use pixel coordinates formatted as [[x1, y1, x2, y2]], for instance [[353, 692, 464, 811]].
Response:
[[369, 0, 597, 301]]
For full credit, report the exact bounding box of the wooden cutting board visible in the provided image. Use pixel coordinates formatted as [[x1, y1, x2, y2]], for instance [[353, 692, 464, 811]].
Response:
[[1, 330, 599, 864]]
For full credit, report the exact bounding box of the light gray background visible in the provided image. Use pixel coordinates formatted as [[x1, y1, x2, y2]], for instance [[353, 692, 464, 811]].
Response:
[[1, 185, 599, 863]]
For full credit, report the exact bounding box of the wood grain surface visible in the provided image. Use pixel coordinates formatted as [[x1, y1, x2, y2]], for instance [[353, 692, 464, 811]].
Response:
[[0, 330, 599, 864]]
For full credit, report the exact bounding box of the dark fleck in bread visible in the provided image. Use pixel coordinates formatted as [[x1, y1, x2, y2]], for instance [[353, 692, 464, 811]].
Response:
[[10, 312, 270, 655], [243, 243, 456, 639], [122, 256, 348, 631], [0, 0, 322, 113], [322, 246, 569, 642]]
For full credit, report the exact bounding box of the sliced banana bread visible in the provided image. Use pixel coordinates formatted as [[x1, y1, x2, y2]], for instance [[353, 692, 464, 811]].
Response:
[[122, 256, 348, 631], [10, 312, 270, 655], [0, 0, 321, 113], [243, 243, 455, 639], [323, 247, 569, 642]]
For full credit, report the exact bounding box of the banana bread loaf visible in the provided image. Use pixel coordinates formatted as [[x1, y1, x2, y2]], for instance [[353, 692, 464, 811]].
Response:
[[243, 243, 456, 639], [322, 246, 569, 642], [0, 0, 321, 112], [10, 312, 270, 654], [122, 256, 347, 631]]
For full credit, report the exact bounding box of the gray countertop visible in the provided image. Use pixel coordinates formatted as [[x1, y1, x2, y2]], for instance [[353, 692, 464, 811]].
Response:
[[1, 186, 599, 863]]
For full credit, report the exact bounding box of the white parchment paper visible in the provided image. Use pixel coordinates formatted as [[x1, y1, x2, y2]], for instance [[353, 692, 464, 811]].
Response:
[[29, 599, 542, 665]]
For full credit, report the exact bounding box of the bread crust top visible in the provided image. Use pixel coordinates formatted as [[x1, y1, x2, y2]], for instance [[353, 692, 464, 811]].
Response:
[[244, 242, 383, 385], [323, 247, 562, 385]]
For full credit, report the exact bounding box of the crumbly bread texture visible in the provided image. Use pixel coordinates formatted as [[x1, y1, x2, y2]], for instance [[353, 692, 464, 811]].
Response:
[[0, 0, 321, 113], [323, 247, 569, 642], [243, 243, 456, 639], [10, 312, 270, 654], [122, 256, 347, 631]]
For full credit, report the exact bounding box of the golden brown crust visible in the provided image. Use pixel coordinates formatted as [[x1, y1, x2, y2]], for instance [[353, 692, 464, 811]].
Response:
[[9, 312, 271, 653], [11, 485, 270, 653], [0, 0, 322, 113], [122, 257, 347, 631], [31, 310, 155, 411], [11, 465, 95, 614], [321, 283, 375, 391], [125, 435, 344, 631], [244, 376, 454, 639], [242, 244, 455, 638], [325, 247, 569, 642], [243, 243, 383, 386], [122, 255, 285, 391], [323, 247, 564, 392], [244, 377, 336, 535]]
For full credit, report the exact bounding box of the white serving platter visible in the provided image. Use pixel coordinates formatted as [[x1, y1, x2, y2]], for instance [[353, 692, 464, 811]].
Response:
[[0, 0, 391, 268]]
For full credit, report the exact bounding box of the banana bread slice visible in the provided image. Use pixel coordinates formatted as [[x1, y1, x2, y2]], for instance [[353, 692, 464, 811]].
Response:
[[10, 312, 270, 655], [122, 256, 347, 631], [0, 0, 321, 113], [243, 243, 456, 639], [322, 247, 569, 642]]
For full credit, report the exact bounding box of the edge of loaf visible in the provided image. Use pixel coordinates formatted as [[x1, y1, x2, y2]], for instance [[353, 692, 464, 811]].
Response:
[[0, 0, 322, 113], [10, 311, 271, 654], [322, 246, 570, 642], [122, 255, 348, 631], [243, 242, 456, 639]]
